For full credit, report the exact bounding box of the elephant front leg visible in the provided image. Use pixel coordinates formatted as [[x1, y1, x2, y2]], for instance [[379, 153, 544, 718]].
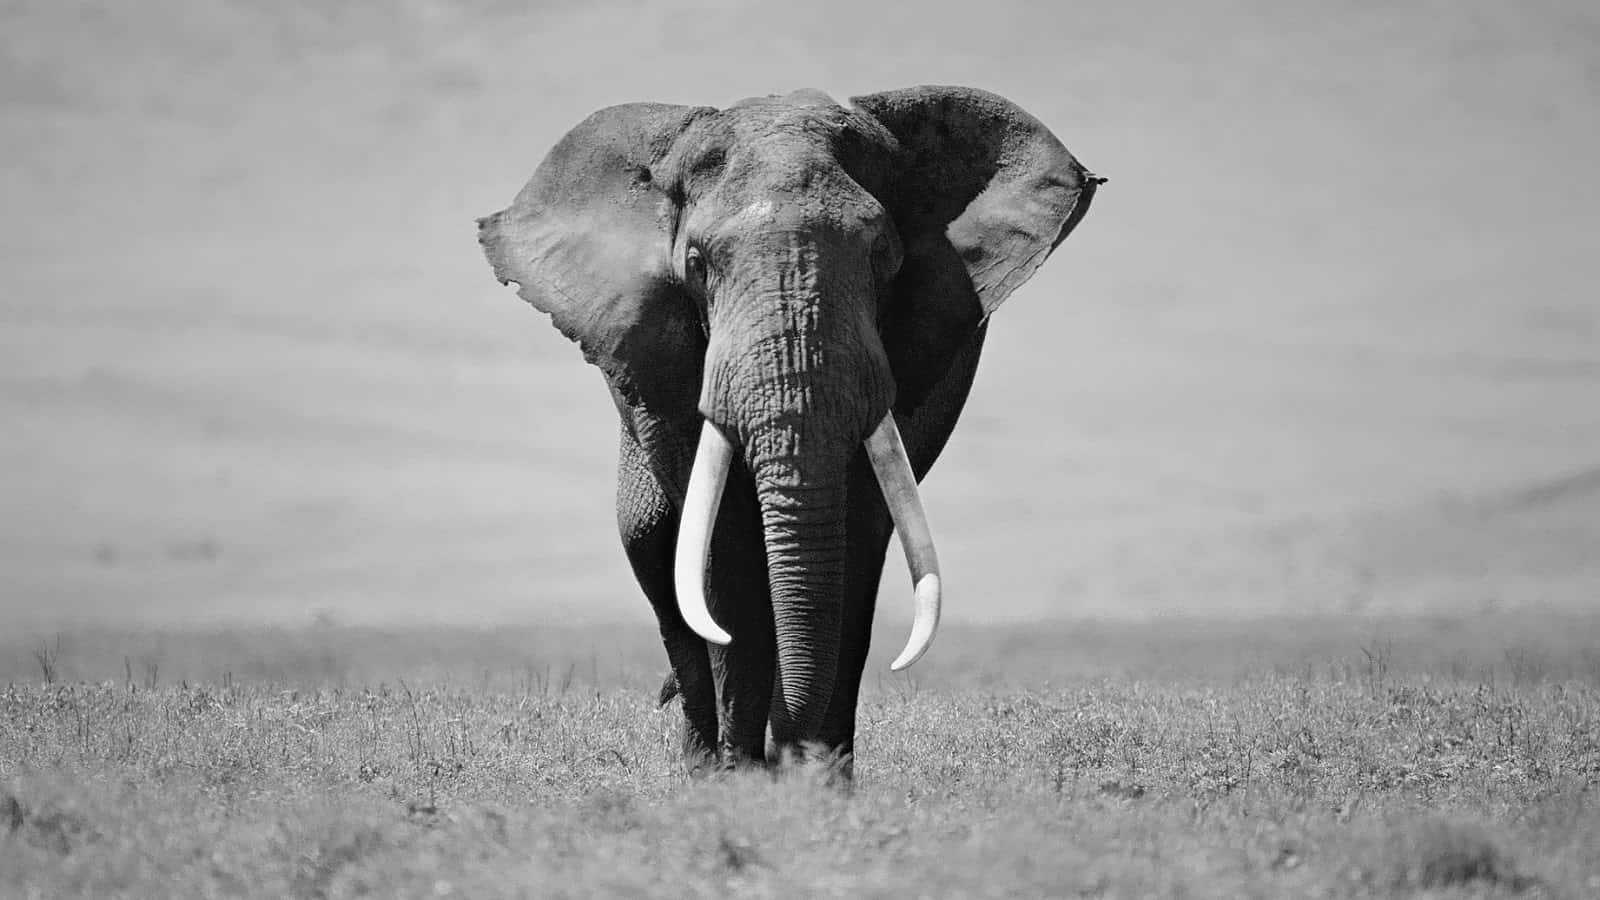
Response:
[[705, 471, 777, 768], [816, 458, 897, 778], [818, 328, 989, 777], [616, 430, 717, 774]]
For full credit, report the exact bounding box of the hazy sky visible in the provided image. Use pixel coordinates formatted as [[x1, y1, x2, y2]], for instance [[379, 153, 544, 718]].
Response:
[[3, 1, 1597, 629]]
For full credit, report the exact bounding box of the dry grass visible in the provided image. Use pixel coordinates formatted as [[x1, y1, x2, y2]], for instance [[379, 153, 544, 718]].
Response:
[[3, 613, 1598, 897]]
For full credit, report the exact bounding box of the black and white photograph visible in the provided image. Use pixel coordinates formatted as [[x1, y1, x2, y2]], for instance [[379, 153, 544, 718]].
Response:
[[3, 1, 1597, 895]]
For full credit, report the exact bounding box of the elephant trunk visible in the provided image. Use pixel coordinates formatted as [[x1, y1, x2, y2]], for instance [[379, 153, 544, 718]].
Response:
[[752, 461, 850, 743], [731, 323, 888, 744], [753, 413, 946, 737]]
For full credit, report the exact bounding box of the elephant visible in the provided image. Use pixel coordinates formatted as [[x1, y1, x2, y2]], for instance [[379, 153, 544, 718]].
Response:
[[477, 85, 1101, 775]]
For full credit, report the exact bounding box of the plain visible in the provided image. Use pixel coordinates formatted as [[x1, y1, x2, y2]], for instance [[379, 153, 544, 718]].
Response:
[[4, 613, 1599, 897]]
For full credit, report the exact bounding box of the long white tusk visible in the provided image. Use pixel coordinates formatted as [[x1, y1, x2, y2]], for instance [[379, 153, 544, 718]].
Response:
[[863, 414, 942, 671], [674, 421, 734, 645]]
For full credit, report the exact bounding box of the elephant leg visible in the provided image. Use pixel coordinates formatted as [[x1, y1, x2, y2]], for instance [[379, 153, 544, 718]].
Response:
[[616, 428, 717, 774], [704, 468, 777, 768], [816, 324, 991, 777], [816, 463, 895, 778]]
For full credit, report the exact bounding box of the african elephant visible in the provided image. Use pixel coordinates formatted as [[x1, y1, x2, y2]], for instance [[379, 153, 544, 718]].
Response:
[[477, 86, 1101, 774]]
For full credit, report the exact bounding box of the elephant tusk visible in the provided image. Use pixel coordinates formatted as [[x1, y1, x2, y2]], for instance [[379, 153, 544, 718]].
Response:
[[674, 420, 734, 645], [863, 414, 942, 671]]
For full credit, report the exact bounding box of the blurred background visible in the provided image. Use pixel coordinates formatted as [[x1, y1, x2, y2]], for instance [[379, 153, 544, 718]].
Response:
[[3, 0, 1596, 638]]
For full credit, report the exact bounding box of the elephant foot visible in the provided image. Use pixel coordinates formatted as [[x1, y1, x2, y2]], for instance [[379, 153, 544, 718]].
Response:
[[661, 676, 718, 777], [716, 741, 769, 774], [767, 740, 854, 787], [679, 728, 718, 779]]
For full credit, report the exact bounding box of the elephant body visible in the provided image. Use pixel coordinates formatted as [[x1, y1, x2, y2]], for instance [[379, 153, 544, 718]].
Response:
[[478, 86, 1100, 774]]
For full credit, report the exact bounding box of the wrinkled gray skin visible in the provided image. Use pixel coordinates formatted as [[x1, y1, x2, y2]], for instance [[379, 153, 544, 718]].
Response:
[[478, 86, 1100, 776]]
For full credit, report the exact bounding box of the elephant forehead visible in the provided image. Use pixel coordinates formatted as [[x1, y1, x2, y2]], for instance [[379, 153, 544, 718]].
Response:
[[667, 97, 895, 202], [710, 97, 859, 157], [727, 89, 848, 119], [702, 165, 887, 241]]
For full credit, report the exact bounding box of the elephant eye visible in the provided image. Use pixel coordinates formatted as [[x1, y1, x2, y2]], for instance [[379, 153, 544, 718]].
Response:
[[684, 246, 708, 289], [684, 247, 711, 336]]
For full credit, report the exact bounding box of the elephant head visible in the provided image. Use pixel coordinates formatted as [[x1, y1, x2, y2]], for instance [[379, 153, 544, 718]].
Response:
[[478, 86, 1099, 743]]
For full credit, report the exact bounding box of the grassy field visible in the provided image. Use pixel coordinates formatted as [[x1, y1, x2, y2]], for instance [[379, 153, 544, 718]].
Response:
[[3, 614, 1597, 897]]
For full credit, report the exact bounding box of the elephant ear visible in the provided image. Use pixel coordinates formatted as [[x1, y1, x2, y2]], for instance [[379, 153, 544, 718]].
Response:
[[477, 103, 713, 427], [851, 86, 1101, 410]]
